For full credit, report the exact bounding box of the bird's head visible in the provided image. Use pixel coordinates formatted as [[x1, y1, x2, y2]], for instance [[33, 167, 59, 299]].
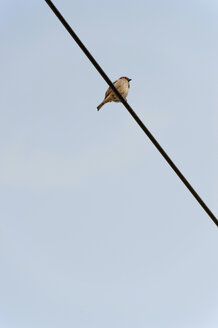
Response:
[[120, 76, 132, 82]]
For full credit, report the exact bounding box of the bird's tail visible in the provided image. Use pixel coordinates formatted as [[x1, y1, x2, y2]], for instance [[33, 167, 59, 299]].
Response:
[[97, 100, 106, 111]]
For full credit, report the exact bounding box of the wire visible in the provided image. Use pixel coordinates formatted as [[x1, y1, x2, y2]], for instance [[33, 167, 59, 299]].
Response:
[[44, 0, 218, 227]]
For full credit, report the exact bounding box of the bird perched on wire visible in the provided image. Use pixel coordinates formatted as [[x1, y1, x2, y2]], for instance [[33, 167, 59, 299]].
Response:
[[97, 76, 131, 111]]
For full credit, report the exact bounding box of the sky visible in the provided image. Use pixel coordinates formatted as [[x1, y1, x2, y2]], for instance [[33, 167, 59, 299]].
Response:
[[1, 0, 218, 327]]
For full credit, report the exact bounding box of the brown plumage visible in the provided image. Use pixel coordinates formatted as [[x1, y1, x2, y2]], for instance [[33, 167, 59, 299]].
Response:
[[97, 76, 131, 111]]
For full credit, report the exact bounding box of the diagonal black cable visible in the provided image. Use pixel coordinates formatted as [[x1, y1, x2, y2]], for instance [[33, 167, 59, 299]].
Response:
[[44, 0, 218, 227]]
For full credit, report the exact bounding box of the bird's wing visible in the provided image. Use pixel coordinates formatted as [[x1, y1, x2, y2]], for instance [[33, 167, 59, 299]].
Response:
[[104, 79, 118, 99]]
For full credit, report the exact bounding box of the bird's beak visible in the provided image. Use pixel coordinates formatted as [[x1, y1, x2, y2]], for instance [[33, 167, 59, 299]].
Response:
[[128, 78, 132, 82]]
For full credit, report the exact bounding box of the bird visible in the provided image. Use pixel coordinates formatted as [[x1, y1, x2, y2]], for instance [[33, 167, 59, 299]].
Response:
[[97, 76, 131, 111]]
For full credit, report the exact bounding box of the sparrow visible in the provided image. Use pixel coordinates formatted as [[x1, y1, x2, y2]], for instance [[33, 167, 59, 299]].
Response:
[[97, 76, 131, 111]]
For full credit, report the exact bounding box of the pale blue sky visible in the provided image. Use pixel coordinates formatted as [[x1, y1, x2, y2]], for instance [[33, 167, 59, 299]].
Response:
[[1, 1, 218, 327]]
